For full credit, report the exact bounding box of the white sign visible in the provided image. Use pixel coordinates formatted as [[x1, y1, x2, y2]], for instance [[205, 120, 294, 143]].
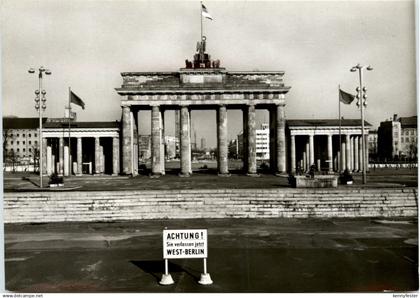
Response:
[[163, 229, 208, 259]]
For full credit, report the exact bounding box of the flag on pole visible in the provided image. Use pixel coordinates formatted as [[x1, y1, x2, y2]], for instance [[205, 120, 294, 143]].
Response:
[[70, 90, 85, 109], [339, 88, 355, 104], [201, 3, 213, 20]]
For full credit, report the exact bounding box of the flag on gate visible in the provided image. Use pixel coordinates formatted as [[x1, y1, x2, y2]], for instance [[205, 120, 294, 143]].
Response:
[[202, 3, 213, 20], [339, 88, 355, 105], [70, 90, 85, 109]]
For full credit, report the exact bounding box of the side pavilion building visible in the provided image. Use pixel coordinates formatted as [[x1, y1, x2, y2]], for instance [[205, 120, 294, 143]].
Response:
[[287, 119, 371, 174]]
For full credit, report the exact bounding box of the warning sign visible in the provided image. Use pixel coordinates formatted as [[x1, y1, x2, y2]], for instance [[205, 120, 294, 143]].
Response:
[[163, 229, 208, 259]]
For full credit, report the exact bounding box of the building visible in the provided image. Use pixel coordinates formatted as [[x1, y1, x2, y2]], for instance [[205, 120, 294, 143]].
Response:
[[287, 119, 371, 173], [165, 135, 178, 159], [200, 137, 206, 150], [228, 139, 238, 159], [378, 114, 417, 161], [3, 117, 46, 168], [368, 130, 378, 160], [42, 120, 120, 175], [138, 135, 151, 161], [256, 123, 270, 160]]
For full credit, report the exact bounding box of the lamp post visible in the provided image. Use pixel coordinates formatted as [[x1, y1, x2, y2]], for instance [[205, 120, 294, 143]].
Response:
[[350, 63, 373, 184], [28, 66, 51, 188]]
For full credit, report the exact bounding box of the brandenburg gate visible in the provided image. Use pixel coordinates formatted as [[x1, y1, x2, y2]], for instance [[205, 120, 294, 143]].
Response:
[[115, 38, 291, 177]]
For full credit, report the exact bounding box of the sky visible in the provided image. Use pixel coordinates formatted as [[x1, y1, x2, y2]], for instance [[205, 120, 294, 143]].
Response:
[[1, 0, 417, 148]]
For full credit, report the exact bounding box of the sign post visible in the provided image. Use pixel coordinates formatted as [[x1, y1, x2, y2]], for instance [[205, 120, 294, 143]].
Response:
[[160, 229, 212, 285]]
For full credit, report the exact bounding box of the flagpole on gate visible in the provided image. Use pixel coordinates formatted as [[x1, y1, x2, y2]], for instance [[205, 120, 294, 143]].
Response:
[[200, 1, 203, 42], [68, 87, 71, 177], [338, 84, 342, 173]]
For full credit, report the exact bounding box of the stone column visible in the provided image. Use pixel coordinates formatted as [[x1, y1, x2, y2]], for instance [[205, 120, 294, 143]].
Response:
[[242, 107, 249, 171], [354, 136, 359, 172], [42, 138, 47, 174], [309, 135, 314, 167], [112, 137, 120, 176], [217, 105, 229, 176], [64, 145, 69, 176], [327, 134, 333, 173], [305, 139, 310, 171], [340, 138, 346, 172], [276, 104, 286, 174], [180, 106, 191, 177], [151, 105, 162, 177], [77, 137, 83, 176], [100, 145, 104, 173], [358, 136, 363, 172], [246, 104, 257, 176], [349, 136, 354, 172], [121, 106, 132, 175], [58, 137, 64, 176], [303, 151, 307, 172], [345, 134, 351, 171], [94, 137, 101, 175], [46, 144, 52, 175], [269, 107, 277, 172], [290, 135, 296, 174], [160, 110, 166, 175], [52, 154, 56, 174], [132, 110, 139, 176]]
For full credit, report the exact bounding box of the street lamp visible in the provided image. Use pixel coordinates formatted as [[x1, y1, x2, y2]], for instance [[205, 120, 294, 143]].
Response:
[[28, 66, 52, 188], [350, 63, 373, 184]]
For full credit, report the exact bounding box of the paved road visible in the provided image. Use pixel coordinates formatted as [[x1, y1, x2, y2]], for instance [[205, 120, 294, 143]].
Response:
[[4, 217, 418, 293], [3, 167, 418, 191]]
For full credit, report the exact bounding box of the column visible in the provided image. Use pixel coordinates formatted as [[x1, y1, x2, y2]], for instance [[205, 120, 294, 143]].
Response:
[[217, 105, 229, 176], [112, 137, 120, 176], [132, 110, 139, 176], [276, 104, 286, 174], [42, 138, 47, 175], [349, 136, 354, 172], [305, 139, 310, 171], [64, 145, 69, 176], [303, 151, 307, 172], [242, 107, 249, 171], [358, 136, 363, 172], [77, 137, 83, 176], [100, 144, 104, 173], [180, 106, 191, 177], [151, 105, 162, 176], [290, 135, 296, 174], [327, 134, 333, 173], [121, 106, 132, 175], [340, 138, 346, 172], [94, 137, 101, 175], [58, 137, 64, 176], [46, 144, 52, 175], [345, 134, 351, 171], [269, 107, 277, 172], [52, 154, 56, 174], [160, 110, 166, 175], [247, 104, 257, 176], [354, 136, 359, 172], [309, 134, 314, 167]]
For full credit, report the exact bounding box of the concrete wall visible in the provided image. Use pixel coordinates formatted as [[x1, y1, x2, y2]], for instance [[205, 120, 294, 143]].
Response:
[[4, 188, 417, 223]]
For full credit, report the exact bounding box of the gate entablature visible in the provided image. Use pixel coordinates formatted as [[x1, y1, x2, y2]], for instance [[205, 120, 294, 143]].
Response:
[[116, 69, 291, 107]]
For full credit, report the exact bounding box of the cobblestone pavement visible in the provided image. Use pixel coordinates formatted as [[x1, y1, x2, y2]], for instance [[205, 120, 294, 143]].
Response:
[[3, 167, 418, 191], [4, 217, 418, 293]]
